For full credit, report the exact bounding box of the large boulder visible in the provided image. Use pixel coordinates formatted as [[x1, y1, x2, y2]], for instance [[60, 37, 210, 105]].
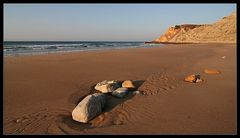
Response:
[[203, 69, 221, 74], [112, 87, 128, 98], [122, 80, 135, 89], [184, 74, 203, 83], [72, 93, 107, 123], [94, 80, 120, 93]]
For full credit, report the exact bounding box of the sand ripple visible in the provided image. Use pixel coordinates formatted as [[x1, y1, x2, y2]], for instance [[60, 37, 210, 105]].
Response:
[[4, 73, 178, 134], [3, 108, 74, 134], [138, 73, 177, 95]]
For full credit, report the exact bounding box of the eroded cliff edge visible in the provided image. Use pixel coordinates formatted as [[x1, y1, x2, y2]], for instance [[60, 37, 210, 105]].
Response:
[[150, 12, 236, 44]]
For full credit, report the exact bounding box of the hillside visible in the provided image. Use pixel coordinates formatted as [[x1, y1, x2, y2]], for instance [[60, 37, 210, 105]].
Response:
[[152, 12, 236, 43]]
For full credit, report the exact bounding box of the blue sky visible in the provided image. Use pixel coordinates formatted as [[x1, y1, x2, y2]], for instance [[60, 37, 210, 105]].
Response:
[[4, 4, 236, 41]]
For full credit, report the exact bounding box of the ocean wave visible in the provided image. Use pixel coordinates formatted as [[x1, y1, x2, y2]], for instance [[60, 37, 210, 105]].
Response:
[[3, 42, 162, 56]]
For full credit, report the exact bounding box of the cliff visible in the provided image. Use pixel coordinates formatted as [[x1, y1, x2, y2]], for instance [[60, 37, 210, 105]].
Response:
[[152, 12, 236, 43]]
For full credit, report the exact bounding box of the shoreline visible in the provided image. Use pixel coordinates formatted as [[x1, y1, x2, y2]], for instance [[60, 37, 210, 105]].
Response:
[[4, 42, 236, 58], [3, 44, 165, 57], [4, 43, 236, 134]]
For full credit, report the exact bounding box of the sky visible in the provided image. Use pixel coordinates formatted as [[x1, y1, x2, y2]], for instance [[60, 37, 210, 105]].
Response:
[[4, 4, 236, 41]]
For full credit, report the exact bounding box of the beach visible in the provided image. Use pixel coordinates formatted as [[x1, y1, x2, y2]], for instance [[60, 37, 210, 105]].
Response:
[[3, 43, 236, 134]]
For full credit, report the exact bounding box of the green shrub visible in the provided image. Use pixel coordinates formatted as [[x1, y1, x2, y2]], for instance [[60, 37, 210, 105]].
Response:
[[174, 25, 181, 29]]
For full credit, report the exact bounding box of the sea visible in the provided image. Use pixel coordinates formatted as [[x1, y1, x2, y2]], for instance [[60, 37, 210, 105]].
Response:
[[3, 41, 164, 56]]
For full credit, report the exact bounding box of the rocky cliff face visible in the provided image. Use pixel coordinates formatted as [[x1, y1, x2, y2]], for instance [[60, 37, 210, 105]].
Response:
[[152, 12, 236, 43], [154, 24, 204, 42]]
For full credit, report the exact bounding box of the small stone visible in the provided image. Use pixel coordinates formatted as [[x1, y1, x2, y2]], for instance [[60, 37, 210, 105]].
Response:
[[184, 74, 196, 82], [184, 74, 203, 83], [94, 80, 120, 93], [204, 69, 221, 74], [222, 56, 226, 59], [122, 80, 135, 89], [15, 119, 21, 123], [112, 87, 128, 98], [133, 91, 141, 95], [195, 79, 203, 83]]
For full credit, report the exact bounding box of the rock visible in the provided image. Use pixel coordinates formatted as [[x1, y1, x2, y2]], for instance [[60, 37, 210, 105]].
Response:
[[195, 78, 203, 83], [122, 80, 135, 89], [72, 93, 107, 123], [184, 74, 195, 82], [133, 91, 141, 95], [222, 56, 226, 59], [94, 80, 120, 93], [15, 118, 21, 123], [112, 87, 128, 98], [203, 69, 221, 74], [184, 74, 203, 83]]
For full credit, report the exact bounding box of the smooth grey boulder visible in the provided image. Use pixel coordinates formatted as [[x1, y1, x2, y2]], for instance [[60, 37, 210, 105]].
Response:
[[94, 80, 120, 93], [72, 93, 107, 123], [112, 87, 128, 98]]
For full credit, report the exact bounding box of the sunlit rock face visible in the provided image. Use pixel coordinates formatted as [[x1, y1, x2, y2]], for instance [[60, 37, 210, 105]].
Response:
[[152, 11, 236, 43]]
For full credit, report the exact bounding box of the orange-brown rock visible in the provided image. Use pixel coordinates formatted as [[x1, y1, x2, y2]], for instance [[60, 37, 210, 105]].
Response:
[[122, 80, 135, 89], [204, 69, 221, 74], [184, 74, 203, 83], [185, 74, 196, 82]]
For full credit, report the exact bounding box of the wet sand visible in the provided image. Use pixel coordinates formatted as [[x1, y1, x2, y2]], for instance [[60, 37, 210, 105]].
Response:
[[3, 43, 236, 134]]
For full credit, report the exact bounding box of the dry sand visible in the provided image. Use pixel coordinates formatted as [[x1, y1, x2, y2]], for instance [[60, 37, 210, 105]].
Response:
[[3, 43, 236, 134]]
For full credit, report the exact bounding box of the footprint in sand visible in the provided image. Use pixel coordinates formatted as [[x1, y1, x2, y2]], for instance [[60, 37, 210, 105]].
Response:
[[138, 73, 178, 95], [4, 108, 71, 134], [89, 98, 133, 127], [89, 96, 156, 128], [90, 107, 131, 127]]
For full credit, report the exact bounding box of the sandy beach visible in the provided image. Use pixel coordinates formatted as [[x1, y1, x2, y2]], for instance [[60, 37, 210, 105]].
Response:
[[3, 43, 236, 134]]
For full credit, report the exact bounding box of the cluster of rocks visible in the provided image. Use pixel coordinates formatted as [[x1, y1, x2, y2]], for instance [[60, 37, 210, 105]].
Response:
[[72, 80, 138, 123], [184, 69, 221, 83], [72, 68, 222, 123], [94, 80, 136, 98]]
